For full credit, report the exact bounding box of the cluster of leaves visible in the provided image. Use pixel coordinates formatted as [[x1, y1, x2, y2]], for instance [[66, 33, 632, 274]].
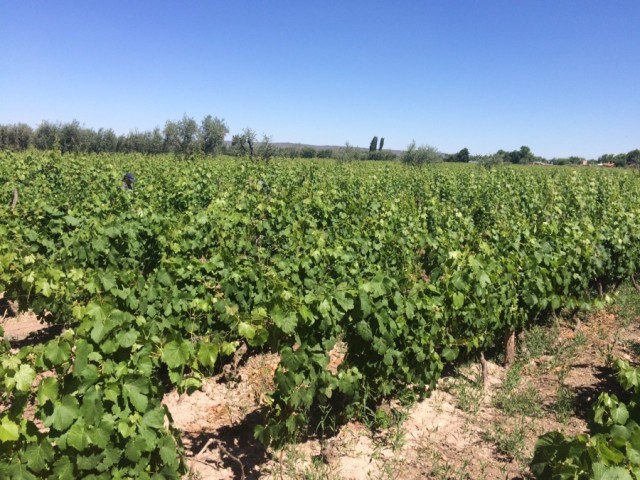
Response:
[[531, 360, 640, 479], [1, 152, 640, 475]]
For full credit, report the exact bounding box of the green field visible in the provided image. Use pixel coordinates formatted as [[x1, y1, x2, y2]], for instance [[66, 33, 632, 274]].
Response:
[[2, 151, 640, 478]]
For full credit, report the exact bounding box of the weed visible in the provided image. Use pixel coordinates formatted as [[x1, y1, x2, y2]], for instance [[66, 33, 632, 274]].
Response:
[[494, 362, 544, 418], [520, 324, 557, 360], [495, 384, 544, 418], [301, 456, 335, 480], [596, 329, 620, 368], [486, 420, 528, 463], [446, 370, 484, 414], [502, 361, 523, 392], [552, 384, 575, 423], [612, 281, 640, 326], [426, 449, 456, 479], [573, 329, 587, 348], [375, 405, 407, 451]]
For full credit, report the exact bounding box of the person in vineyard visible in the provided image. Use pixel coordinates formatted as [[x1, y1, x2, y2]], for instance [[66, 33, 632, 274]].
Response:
[[258, 178, 270, 194], [122, 172, 135, 191]]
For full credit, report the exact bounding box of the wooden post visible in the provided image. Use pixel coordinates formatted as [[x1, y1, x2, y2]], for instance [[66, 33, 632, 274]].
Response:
[[504, 331, 515, 367], [11, 187, 18, 210], [480, 352, 489, 392]]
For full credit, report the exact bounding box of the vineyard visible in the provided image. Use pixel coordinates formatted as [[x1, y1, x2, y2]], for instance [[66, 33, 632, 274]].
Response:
[[1, 151, 640, 479]]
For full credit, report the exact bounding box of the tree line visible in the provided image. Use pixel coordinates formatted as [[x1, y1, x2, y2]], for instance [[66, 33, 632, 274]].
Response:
[[1, 119, 638, 166], [0, 117, 374, 161], [399, 141, 640, 168], [0, 115, 229, 157]]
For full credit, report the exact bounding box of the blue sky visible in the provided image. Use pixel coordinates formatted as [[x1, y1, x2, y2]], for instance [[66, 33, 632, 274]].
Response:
[[1, 1, 638, 159]]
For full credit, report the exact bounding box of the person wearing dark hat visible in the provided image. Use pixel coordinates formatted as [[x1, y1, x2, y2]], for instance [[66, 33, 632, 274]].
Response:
[[122, 172, 135, 191]]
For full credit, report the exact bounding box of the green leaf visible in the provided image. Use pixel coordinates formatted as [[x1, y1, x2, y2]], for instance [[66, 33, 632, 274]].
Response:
[[14, 364, 36, 392], [196, 342, 219, 369], [595, 465, 633, 480], [286, 415, 298, 434], [73, 338, 91, 376], [298, 304, 314, 323], [97, 446, 120, 472], [134, 352, 153, 377], [162, 340, 192, 369], [52, 455, 74, 480], [90, 322, 106, 344], [596, 438, 625, 465], [37, 377, 59, 404], [611, 404, 630, 426], [63, 214, 80, 226], [158, 436, 179, 468], [237, 321, 256, 340], [359, 291, 372, 317], [142, 408, 166, 430], [88, 424, 111, 449], [45, 339, 72, 366], [66, 420, 90, 451], [45, 395, 80, 431], [123, 377, 149, 412], [441, 347, 459, 362], [5, 460, 38, 480], [383, 352, 393, 366], [25, 441, 54, 472], [273, 312, 297, 334], [79, 393, 104, 425], [0, 416, 19, 442], [356, 321, 373, 341], [86, 301, 109, 323], [91, 236, 108, 252], [452, 292, 464, 309], [78, 364, 100, 386], [125, 438, 142, 462], [35, 278, 53, 297], [334, 291, 354, 312], [76, 452, 101, 471], [99, 272, 117, 292], [116, 329, 139, 348], [156, 270, 172, 286]]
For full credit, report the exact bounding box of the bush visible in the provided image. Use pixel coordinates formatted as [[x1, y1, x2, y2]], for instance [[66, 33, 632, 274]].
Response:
[[300, 147, 316, 159], [367, 150, 397, 161], [317, 149, 334, 159], [401, 141, 442, 166]]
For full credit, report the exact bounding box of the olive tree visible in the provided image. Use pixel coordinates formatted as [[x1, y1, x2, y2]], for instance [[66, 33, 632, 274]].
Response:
[[200, 115, 228, 156], [230, 127, 257, 158], [401, 141, 442, 165]]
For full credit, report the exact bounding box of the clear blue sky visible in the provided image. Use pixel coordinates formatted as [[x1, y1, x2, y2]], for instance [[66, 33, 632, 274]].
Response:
[[1, 1, 639, 159]]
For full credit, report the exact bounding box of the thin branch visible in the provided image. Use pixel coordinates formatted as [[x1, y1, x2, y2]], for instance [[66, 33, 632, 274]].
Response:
[[195, 438, 215, 458]]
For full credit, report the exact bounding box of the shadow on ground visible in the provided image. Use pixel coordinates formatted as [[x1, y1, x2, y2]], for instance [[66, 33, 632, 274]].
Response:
[[571, 364, 630, 422], [9, 324, 64, 348], [183, 409, 269, 480]]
